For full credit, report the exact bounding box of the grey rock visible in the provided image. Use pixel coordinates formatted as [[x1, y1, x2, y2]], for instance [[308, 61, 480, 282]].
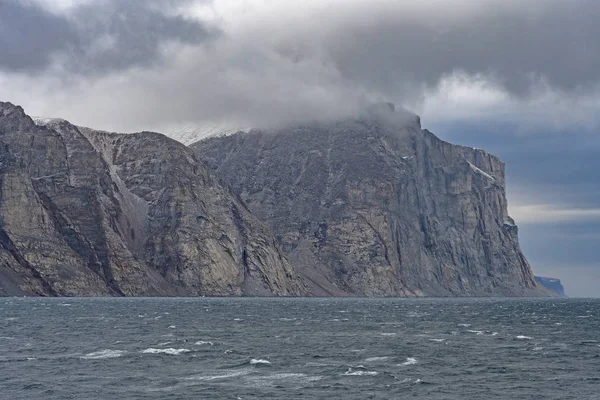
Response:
[[192, 106, 551, 297], [0, 102, 305, 296], [535, 276, 566, 297]]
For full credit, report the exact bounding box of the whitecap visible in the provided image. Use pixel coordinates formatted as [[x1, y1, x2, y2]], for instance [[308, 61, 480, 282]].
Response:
[[141, 348, 190, 355], [533, 347, 544, 351], [168, 325, 176, 329], [194, 341, 214, 346], [365, 356, 389, 362], [187, 369, 252, 381], [81, 350, 126, 360], [458, 323, 471, 327], [516, 335, 533, 340], [26, 357, 37, 361], [343, 368, 378, 376], [429, 339, 446, 342], [381, 333, 397, 336], [250, 359, 271, 365], [401, 357, 417, 366], [233, 318, 243, 321], [467, 330, 485, 335], [491, 332, 499, 336]]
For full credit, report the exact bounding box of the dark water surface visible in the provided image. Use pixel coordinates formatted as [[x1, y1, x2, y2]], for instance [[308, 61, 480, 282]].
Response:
[[1, 297, 599, 399]]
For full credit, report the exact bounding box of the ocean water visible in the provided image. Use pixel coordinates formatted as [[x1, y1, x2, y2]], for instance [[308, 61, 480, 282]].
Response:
[[1, 298, 599, 399]]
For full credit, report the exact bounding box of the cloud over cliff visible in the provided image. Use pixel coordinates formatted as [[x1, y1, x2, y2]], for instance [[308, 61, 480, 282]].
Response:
[[2, 0, 600, 131]]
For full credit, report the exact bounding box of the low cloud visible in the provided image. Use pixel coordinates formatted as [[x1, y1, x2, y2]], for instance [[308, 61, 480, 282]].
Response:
[[510, 204, 600, 224], [2, 0, 600, 131]]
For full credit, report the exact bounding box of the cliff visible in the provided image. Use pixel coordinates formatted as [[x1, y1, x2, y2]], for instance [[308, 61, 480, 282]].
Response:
[[535, 276, 567, 297], [192, 105, 550, 296], [0, 102, 305, 296]]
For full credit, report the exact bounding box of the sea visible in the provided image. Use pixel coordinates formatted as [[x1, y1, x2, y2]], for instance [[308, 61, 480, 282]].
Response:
[[0, 297, 598, 399]]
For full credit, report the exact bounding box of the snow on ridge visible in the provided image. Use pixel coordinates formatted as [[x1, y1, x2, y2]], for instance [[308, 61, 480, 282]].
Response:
[[33, 117, 68, 126], [165, 123, 251, 145]]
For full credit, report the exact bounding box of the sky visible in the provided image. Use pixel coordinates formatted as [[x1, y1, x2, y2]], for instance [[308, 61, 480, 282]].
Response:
[[1, 0, 599, 296]]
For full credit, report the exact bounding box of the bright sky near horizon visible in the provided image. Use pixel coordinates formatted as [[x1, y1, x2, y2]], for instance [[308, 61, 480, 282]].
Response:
[[2, 0, 599, 296]]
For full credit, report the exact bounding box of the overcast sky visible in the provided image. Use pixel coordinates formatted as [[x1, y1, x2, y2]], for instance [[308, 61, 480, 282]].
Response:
[[2, 0, 599, 296]]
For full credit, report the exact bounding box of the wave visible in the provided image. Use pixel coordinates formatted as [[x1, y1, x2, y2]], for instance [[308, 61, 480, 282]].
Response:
[[401, 357, 417, 366], [194, 341, 214, 346], [429, 339, 446, 342], [81, 350, 126, 360], [187, 369, 253, 381], [467, 330, 485, 335], [516, 336, 533, 340], [413, 378, 432, 385], [343, 368, 378, 376], [250, 359, 271, 366], [269, 373, 307, 379], [141, 348, 190, 355], [365, 356, 389, 362]]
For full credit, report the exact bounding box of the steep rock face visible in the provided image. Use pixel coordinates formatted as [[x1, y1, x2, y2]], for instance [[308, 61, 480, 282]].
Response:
[[535, 276, 566, 297], [0, 102, 304, 296], [192, 107, 549, 296], [78, 128, 305, 296]]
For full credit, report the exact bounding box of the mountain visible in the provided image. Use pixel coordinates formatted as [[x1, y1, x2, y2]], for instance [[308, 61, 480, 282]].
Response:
[[191, 104, 551, 296], [0, 102, 305, 296], [535, 276, 567, 297]]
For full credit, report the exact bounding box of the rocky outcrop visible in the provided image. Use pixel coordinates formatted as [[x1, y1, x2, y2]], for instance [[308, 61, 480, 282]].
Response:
[[0, 102, 305, 296], [535, 276, 566, 297], [192, 105, 550, 296]]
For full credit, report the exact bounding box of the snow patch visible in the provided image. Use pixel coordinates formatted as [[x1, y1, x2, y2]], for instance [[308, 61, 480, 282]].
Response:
[[467, 161, 496, 182]]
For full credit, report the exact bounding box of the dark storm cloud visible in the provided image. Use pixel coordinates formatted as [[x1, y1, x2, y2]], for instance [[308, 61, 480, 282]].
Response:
[[0, 0, 214, 74], [241, 0, 600, 100], [0, 1, 73, 71], [325, 3, 600, 97]]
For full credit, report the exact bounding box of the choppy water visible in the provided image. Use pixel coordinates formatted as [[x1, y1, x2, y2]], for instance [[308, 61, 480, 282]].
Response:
[[1, 297, 599, 399]]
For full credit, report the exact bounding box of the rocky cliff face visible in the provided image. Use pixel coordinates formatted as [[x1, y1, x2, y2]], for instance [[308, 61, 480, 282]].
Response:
[[192, 105, 549, 296], [0, 102, 305, 296], [535, 276, 566, 297]]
